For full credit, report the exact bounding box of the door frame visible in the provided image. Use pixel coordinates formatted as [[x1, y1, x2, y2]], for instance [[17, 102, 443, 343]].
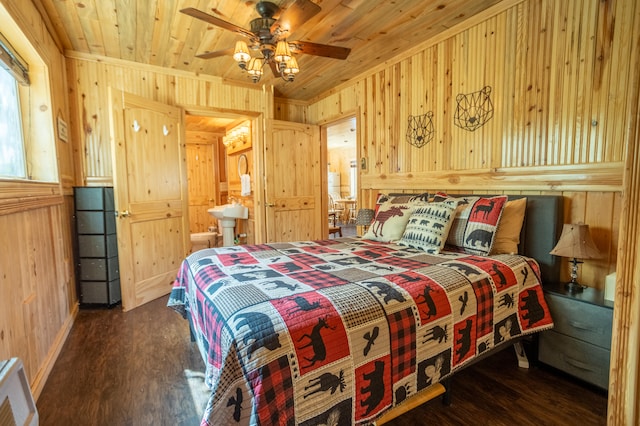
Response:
[[319, 110, 360, 233], [182, 106, 264, 241]]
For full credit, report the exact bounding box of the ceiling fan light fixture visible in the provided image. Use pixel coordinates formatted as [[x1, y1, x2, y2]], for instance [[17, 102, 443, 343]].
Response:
[[282, 56, 300, 81], [274, 40, 292, 63], [182, 1, 350, 85], [247, 57, 264, 82], [233, 41, 251, 68]]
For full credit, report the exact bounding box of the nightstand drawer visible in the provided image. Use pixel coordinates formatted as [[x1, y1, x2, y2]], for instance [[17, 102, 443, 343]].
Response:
[[539, 330, 610, 389], [546, 293, 612, 349]]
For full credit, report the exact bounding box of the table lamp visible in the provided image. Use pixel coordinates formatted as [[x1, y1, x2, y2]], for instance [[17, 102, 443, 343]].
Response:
[[355, 208, 375, 232], [549, 223, 602, 293]]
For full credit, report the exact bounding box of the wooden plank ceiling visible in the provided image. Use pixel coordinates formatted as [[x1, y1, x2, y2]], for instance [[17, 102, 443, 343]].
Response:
[[35, 0, 503, 101]]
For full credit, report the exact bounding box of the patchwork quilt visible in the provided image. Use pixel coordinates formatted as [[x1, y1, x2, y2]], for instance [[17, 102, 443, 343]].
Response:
[[168, 237, 553, 426]]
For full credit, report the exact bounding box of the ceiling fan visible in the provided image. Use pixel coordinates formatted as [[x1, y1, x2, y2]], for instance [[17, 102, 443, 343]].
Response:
[[181, 0, 351, 83]]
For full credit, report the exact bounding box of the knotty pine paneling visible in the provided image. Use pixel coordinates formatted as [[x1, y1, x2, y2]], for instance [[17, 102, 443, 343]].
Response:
[[274, 97, 308, 123], [185, 142, 218, 235], [298, 0, 639, 291], [0, 0, 76, 400], [66, 53, 269, 182], [309, 0, 632, 173], [0, 199, 77, 398], [328, 146, 356, 198], [309, 0, 633, 170]]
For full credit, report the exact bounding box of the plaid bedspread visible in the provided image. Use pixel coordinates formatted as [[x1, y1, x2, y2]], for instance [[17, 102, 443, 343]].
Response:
[[168, 237, 553, 425]]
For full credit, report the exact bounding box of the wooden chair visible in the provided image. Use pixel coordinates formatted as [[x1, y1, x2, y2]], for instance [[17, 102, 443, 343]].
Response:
[[328, 194, 344, 224], [329, 212, 342, 238]]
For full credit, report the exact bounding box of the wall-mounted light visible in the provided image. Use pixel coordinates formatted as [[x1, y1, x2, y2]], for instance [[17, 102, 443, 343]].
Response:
[[223, 122, 251, 148]]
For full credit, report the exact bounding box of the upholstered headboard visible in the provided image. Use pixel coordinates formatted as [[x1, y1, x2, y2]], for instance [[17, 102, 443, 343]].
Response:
[[510, 195, 564, 285], [388, 193, 564, 285]]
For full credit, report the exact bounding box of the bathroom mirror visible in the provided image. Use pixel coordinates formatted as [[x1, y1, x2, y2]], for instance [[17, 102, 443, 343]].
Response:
[[237, 154, 248, 177]]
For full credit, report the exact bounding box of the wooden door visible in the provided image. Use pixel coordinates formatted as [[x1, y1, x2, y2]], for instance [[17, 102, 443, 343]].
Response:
[[186, 143, 217, 233], [264, 120, 322, 242], [109, 88, 189, 311]]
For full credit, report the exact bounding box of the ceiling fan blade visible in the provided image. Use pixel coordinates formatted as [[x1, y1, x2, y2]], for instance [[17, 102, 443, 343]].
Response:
[[271, 0, 321, 36], [180, 7, 254, 39], [196, 48, 234, 60], [289, 41, 351, 60]]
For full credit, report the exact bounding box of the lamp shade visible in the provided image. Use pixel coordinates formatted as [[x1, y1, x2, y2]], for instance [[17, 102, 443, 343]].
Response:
[[355, 208, 375, 226], [233, 41, 250, 63], [247, 58, 263, 83], [550, 223, 602, 259], [274, 40, 292, 63], [282, 56, 300, 82]]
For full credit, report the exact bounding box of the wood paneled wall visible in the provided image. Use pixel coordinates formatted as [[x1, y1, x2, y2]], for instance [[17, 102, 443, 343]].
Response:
[[295, 0, 639, 292], [0, 6, 269, 400], [308, 0, 632, 169], [328, 146, 356, 198], [294, 1, 640, 421], [274, 97, 307, 123], [3, 0, 637, 422], [66, 54, 269, 250], [185, 137, 219, 235], [0, 0, 76, 399], [65, 52, 269, 184]]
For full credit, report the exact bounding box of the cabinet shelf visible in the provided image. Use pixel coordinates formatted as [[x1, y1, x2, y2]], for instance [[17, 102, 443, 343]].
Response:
[[74, 187, 121, 307], [538, 283, 613, 389]]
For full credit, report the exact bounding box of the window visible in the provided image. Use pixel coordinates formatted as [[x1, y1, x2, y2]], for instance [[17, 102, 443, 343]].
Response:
[[0, 65, 27, 178], [0, 16, 58, 186]]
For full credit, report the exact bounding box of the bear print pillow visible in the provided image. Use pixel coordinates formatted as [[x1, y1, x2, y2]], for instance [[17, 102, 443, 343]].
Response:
[[432, 193, 508, 255]]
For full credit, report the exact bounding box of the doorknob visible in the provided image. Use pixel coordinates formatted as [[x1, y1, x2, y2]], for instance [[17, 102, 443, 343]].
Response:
[[119, 210, 131, 217], [265, 203, 276, 207]]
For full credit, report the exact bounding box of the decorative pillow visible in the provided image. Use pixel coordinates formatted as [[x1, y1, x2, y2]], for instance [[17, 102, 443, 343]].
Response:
[[363, 201, 414, 242], [398, 201, 458, 253], [433, 192, 508, 255], [373, 192, 431, 215], [491, 197, 527, 254], [375, 192, 431, 205]]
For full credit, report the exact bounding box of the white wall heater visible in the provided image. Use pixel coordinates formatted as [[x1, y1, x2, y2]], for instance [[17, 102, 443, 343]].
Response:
[[0, 358, 38, 426]]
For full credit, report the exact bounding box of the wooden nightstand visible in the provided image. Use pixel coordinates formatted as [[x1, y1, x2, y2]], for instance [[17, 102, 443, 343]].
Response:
[[538, 283, 613, 389]]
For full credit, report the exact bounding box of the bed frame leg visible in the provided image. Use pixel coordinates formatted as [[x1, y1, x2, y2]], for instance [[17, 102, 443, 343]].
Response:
[[442, 378, 452, 406], [513, 341, 529, 369]]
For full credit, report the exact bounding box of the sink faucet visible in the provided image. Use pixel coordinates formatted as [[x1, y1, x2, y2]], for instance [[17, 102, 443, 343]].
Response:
[[228, 196, 238, 204]]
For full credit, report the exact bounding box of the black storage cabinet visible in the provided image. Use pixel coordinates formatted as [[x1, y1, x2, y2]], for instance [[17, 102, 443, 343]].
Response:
[[74, 187, 121, 306]]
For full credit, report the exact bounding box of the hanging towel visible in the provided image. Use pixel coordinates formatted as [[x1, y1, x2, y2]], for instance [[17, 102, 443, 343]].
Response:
[[241, 174, 251, 196]]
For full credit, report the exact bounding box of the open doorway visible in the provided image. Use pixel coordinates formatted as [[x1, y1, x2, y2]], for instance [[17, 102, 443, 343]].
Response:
[[326, 116, 357, 237], [184, 113, 255, 251]]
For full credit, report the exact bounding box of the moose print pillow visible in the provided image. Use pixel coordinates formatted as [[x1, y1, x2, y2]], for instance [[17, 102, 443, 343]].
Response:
[[433, 193, 508, 255], [362, 201, 414, 242]]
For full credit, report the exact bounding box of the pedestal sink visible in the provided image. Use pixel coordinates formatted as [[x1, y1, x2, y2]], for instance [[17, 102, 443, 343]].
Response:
[[208, 203, 248, 246]]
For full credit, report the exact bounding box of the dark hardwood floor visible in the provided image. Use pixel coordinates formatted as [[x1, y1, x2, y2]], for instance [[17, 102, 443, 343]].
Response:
[[37, 296, 607, 426]]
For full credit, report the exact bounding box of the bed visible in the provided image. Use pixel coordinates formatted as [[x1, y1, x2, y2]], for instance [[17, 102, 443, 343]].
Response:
[[168, 194, 563, 425]]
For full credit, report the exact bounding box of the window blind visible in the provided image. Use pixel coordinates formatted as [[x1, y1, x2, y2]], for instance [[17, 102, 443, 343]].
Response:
[[0, 32, 29, 85]]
